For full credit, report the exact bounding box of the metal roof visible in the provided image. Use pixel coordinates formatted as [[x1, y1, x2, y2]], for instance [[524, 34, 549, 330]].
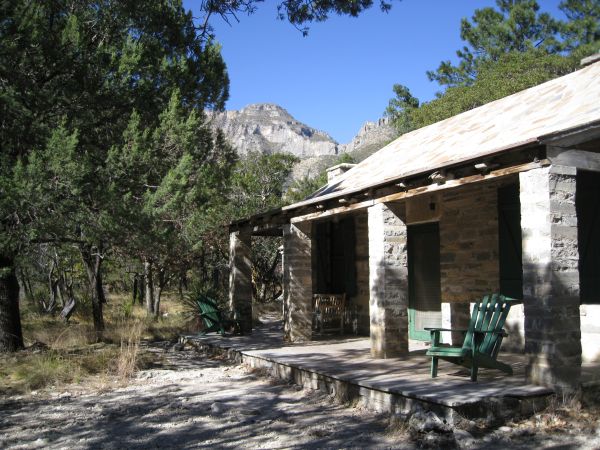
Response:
[[285, 60, 600, 211]]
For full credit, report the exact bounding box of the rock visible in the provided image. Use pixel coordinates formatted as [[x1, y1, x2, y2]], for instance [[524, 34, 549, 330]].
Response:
[[33, 438, 48, 447], [338, 117, 398, 157], [498, 425, 512, 433], [453, 429, 476, 448], [208, 104, 338, 159], [421, 431, 456, 449], [309, 427, 332, 438], [210, 402, 224, 414], [409, 411, 452, 434], [240, 408, 261, 416], [171, 343, 185, 352]]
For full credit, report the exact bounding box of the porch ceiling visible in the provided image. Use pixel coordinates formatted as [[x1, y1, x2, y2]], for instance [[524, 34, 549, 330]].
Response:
[[287, 60, 600, 211]]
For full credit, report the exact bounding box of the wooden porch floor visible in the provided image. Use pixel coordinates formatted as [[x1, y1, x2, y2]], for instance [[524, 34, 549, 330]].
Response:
[[181, 317, 599, 422]]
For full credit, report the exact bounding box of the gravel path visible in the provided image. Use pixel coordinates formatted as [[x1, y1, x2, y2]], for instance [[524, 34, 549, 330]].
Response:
[[1, 343, 599, 449], [0, 344, 407, 449]]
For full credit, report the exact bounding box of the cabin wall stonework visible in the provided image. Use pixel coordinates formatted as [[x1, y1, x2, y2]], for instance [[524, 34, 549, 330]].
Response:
[[439, 182, 500, 303], [283, 223, 313, 342], [229, 229, 253, 333], [519, 166, 582, 389], [368, 202, 409, 358], [353, 213, 371, 334]]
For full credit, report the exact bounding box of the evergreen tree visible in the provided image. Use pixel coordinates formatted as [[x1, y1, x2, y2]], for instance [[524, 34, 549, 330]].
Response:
[[427, 0, 562, 88], [1, 0, 229, 345]]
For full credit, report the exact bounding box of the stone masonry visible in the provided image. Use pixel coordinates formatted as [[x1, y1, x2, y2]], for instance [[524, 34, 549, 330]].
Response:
[[519, 166, 582, 390], [368, 202, 409, 357], [439, 181, 501, 302], [229, 230, 253, 333], [283, 223, 313, 342], [439, 180, 504, 345], [353, 212, 371, 335]]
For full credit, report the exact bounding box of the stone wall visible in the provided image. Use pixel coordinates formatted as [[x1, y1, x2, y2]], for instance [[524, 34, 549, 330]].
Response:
[[282, 223, 313, 342], [229, 230, 253, 333], [520, 166, 581, 389], [506, 304, 600, 363], [439, 181, 501, 303], [353, 212, 371, 334], [580, 305, 600, 362], [368, 202, 409, 357]]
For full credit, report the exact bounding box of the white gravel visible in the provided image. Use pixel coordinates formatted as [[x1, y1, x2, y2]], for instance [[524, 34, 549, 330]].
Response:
[[1, 343, 599, 449], [0, 344, 408, 449]]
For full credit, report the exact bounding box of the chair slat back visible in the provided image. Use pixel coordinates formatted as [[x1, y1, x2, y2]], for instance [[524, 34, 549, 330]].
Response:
[[314, 293, 345, 321], [196, 297, 223, 327], [462, 294, 519, 356]]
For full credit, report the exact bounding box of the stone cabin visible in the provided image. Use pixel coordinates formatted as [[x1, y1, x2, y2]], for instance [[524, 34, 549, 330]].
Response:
[[228, 56, 600, 390]]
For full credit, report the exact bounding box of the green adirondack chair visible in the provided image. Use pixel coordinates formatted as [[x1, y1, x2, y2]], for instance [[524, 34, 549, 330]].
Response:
[[425, 293, 520, 382], [194, 295, 241, 335]]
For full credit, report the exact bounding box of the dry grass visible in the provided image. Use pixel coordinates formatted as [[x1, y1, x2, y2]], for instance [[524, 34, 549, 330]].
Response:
[[0, 292, 190, 395], [115, 320, 143, 382]]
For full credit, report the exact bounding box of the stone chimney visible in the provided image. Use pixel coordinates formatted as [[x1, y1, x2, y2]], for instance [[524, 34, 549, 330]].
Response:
[[326, 163, 356, 184]]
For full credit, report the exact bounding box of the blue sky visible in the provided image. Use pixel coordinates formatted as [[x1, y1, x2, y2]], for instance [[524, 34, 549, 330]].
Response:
[[184, 0, 562, 143]]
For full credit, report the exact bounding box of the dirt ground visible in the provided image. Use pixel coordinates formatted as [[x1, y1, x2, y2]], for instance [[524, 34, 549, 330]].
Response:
[[1, 343, 600, 449]]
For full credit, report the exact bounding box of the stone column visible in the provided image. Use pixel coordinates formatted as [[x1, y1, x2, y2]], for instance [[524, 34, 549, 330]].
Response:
[[519, 166, 581, 390], [368, 202, 409, 358], [283, 223, 313, 342], [229, 229, 253, 333]]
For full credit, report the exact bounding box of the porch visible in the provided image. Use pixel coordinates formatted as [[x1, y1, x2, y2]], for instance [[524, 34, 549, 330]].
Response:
[[180, 317, 582, 425]]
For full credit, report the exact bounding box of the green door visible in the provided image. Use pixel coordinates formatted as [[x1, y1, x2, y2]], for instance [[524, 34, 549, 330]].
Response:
[[408, 222, 442, 340]]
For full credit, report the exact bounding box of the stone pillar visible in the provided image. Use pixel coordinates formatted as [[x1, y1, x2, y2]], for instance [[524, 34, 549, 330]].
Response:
[[283, 223, 313, 342], [519, 166, 581, 390], [368, 202, 409, 358], [229, 229, 253, 333]]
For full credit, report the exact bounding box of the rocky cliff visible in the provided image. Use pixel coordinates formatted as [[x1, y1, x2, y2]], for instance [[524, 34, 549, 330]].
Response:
[[208, 103, 338, 158], [338, 117, 398, 159], [209, 103, 398, 161], [209, 103, 399, 181]]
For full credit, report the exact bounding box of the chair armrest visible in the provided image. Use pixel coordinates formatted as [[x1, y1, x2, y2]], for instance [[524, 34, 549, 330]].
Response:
[[472, 329, 508, 337], [424, 328, 469, 333]]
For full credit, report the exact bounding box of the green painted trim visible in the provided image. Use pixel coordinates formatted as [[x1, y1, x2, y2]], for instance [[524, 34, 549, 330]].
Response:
[[408, 308, 431, 341], [408, 221, 441, 342]]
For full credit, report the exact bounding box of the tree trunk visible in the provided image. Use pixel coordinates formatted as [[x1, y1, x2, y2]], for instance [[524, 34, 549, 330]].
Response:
[[80, 245, 105, 340], [97, 269, 107, 304], [47, 260, 58, 313], [0, 255, 24, 352], [132, 274, 139, 303], [144, 259, 154, 315], [138, 275, 145, 305], [16, 267, 32, 304], [153, 284, 162, 318], [153, 269, 166, 318]]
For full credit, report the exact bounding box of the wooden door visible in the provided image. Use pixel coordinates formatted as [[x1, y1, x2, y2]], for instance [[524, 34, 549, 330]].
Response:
[[498, 184, 523, 299], [577, 170, 600, 304], [408, 222, 442, 340]]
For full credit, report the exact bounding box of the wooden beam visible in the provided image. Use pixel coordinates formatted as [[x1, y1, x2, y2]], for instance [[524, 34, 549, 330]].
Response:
[[547, 147, 600, 173], [291, 160, 549, 224]]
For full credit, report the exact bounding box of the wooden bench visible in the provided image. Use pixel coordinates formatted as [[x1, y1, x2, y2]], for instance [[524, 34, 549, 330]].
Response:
[[313, 293, 346, 335]]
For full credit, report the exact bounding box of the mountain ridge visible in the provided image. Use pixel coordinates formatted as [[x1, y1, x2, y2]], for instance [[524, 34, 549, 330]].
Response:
[[208, 102, 399, 180]]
